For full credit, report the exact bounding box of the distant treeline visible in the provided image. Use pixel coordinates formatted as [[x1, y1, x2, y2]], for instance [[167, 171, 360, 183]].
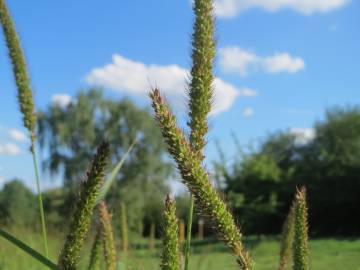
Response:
[[1, 94, 359, 236], [216, 107, 360, 236]]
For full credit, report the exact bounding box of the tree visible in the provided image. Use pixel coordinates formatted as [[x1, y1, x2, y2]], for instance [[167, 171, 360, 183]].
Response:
[[297, 107, 360, 235], [0, 179, 36, 227], [37, 89, 172, 229], [219, 106, 360, 235]]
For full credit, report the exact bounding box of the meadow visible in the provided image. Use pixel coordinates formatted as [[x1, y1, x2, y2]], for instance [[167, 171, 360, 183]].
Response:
[[0, 0, 359, 269], [0, 229, 359, 270]]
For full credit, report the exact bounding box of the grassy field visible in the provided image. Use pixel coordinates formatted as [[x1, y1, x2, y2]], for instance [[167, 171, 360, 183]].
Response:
[[0, 229, 359, 270]]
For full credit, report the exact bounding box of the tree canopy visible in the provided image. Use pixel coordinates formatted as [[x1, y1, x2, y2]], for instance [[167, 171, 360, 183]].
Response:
[[217, 106, 360, 235], [37, 89, 172, 229]]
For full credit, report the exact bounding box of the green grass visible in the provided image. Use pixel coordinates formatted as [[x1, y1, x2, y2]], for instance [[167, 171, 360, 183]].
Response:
[[0, 229, 359, 270]]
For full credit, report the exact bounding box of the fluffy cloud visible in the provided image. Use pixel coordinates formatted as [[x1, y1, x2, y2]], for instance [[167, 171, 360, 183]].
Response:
[[86, 54, 256, 115], [290, 127, 316, 144], [9, 129, 26, 142], [0, 143, 21, 156], [263, 53, 305, 73], [52, 94, 72, 107], [242, 107, 254, 117], [219, 47, 258, 76], [214, 0, 349, 18], [219, 47, 305, 76]]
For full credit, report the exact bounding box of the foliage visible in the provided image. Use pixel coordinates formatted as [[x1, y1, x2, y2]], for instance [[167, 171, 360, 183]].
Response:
[[0, 180, 36, 227], [37, 89, 171, 229], [219, 106, 360, 235]]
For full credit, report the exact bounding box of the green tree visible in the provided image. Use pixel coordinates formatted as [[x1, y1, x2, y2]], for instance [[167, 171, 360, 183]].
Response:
[[219, 106, 360, 235], [37, 89, 171, 229], [298, 107, 360, 235], [0, 179, 36, 227]]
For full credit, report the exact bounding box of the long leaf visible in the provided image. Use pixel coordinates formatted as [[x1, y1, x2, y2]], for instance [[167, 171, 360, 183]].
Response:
[[0, 228, 59, 270], [96, 137, 137, 204]]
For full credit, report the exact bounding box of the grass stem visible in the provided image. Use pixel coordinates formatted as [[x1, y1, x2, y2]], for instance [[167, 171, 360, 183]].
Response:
[[184, 195, 194, 270], [31, 144, 49, 258]]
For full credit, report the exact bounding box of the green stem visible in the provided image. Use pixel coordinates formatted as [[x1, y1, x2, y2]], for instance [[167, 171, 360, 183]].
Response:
[[184, 195, 194, 270], [31, 143, 49, 258]]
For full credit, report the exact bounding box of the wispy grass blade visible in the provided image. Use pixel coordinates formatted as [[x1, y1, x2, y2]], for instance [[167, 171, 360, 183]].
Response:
[[0, 228, 58, 270], [0, 0, 49, 257], [96, 137, 137, 204]]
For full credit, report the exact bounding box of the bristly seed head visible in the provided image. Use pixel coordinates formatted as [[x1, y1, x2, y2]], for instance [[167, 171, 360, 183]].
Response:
[[99, 201, 117, 270], [150, 89, 253, 270], [0, 0, 37, 144], [58, 141, 110, 270], [293, 187, 310, 270], [161, 195, 180, 270], [188, 0, 216, 159]]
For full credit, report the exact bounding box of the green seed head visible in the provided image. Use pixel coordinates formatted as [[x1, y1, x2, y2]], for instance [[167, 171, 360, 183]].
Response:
[[188, 0, 216, 158], [58, 141, 110, 270], [88, 225, 102, 270], [99, 201, 117, 270], [161, 195, 181, 270], [293, 187, 310, 270], [150, 89, 253, 270], [0, 0, 37, 143], [278, 202, 295, 270]]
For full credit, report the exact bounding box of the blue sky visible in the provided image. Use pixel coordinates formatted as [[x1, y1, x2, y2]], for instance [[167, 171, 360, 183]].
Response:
[[0, 0, 359, 190]]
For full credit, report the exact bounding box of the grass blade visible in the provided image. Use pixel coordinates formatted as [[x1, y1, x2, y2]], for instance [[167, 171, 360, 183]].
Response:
[[0, 228, 58, 270], [96, 137, 137, 204]]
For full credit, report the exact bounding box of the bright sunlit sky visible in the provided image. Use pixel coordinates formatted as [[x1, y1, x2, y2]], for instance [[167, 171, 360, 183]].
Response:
[[0, 0, 359, 190]]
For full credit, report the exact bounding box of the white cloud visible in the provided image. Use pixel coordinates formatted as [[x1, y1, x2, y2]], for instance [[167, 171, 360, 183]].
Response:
[[219, 47, 305, 76], [86, 54, 256, 115], [0, 143, 21, 156], [52, 94, 72, 107], [0, 176, 4, 185], [9, 129, 26, 142], [242, 107, 254, 117], [214, 0, 349, 18], [219, 47, 258, 76], [290, 127, 316, 144], [263, 53, 305, 73]]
